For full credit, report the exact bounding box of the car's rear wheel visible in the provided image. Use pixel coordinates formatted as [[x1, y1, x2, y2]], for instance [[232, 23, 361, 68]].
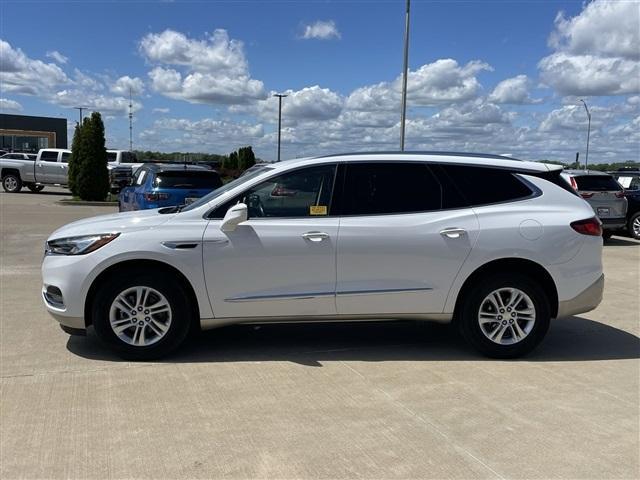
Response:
[[459, 274, 550, 358], [628, 212, 640, 240], [27, 184, 44, 193], [2, 174, 22, 193], [92, 273, 193, 359]]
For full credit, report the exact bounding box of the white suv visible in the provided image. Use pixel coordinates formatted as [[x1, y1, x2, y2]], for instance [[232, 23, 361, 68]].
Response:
[[42, 152, 604, 359]]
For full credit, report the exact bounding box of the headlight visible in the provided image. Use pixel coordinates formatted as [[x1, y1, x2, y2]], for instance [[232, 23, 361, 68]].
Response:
[[45, 233, 120, 255]]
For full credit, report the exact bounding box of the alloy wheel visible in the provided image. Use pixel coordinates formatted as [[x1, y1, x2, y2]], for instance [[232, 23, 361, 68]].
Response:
[[4, 177, 18, 191], [478, 287, 536, 345], [109, 286, 172, 346]]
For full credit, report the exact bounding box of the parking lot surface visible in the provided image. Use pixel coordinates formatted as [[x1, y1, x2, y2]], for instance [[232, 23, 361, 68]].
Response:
[[1, 188, 639, 479]]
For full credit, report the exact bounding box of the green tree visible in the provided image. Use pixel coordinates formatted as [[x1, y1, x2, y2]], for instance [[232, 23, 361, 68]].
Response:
[[76, 112, 109, 201], [227, 151, 239, 170], [67, 123, 84, 196]]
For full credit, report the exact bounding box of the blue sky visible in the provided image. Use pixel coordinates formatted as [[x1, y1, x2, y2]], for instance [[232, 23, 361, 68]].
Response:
[[1, 0, 638, 162]]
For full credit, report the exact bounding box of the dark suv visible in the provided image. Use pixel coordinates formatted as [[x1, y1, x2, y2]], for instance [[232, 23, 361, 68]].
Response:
[[610, 169, 640, 240]]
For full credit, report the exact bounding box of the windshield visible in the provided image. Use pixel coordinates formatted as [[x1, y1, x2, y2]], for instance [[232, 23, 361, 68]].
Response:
[[180, 165, 274, 212]]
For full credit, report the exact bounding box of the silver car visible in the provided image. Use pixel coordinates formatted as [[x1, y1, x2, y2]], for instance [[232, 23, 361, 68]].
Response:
[[562, 170, 627, 238]]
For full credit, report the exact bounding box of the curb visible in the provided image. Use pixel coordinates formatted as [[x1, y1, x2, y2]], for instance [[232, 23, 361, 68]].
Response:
[[57, 200, 118, 207]]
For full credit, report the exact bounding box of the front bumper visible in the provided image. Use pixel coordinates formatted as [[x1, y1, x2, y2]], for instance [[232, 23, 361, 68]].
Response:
[[556, 273, 604, 318]]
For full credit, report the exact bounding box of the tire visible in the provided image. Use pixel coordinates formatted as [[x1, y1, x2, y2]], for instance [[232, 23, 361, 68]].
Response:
[[92, 272, 193, 360], [602, 230, 613, 240], [628, 212, 640, 241], [27, 184, 44, 193], [2, 173, 22, 193], [458, 274, 550, 359]]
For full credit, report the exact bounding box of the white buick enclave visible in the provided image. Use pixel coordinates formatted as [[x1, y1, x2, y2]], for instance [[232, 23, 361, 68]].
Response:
[[42, 152, 604, 359]]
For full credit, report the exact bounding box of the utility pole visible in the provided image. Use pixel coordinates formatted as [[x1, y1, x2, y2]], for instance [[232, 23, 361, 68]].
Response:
[[580, 99, 591, 171], [400, 0, 411, 151], [273, 93, 287, 161], [73, 106, 89, 125], [128, 87, 133, 152]]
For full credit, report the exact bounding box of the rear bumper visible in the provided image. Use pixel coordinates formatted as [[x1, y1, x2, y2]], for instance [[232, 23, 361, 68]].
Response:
[[600, 217, 626, 229], [556, 273, 604, 318]]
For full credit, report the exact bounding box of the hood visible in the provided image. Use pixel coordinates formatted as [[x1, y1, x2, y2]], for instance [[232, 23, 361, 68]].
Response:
[[48, 208, 175, 240]]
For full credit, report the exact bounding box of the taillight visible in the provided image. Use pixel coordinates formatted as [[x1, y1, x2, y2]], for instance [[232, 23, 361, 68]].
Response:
[[580, 192, 594, 199], [571, 217, 602, 236], [615, 191, 625, 198], [569, 177, 578, 190], [144, 192, 170, 201]]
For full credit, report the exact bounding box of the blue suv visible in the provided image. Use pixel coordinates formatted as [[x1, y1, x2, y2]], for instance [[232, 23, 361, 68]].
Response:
[[119, 163, 222, 212]]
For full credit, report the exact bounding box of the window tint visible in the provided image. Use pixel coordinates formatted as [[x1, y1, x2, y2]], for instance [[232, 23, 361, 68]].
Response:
[[574, 175, 621, 191], [61, 152, 70, 163], [212, 165, 336, 219], [153, 171, 222, 189], [430, 164, 470, 209], [342, 163, 442, 215], [438, 165, 533, 206], [40, 151, 59, 162], [107, 152, 117, 162]]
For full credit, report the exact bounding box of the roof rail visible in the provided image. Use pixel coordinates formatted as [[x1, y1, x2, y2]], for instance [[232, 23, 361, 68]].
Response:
[[313, 150, 521, 161]]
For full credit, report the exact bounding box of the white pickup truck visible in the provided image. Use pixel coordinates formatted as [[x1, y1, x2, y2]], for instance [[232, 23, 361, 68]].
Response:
[[1, 149, 141, 193]]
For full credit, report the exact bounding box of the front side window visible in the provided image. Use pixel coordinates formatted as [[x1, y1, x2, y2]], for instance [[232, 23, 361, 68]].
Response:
[[107, 152, 117, 162], [212, 165, 336, 218], [342, 162, 442, 215]]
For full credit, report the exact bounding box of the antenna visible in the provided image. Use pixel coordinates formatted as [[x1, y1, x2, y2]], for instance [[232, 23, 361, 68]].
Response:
[[128, 87, 133, 152]]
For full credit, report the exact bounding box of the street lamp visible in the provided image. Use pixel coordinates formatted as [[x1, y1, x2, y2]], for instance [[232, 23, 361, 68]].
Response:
[[73, 106, 89, 125], [579, 99, 591, 171], [400, 0, 411, 151], [273, 93, 287, 162]]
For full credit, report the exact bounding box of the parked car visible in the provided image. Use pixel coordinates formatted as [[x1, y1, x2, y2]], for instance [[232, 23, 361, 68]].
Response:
[[43, 152, 604, 360], [561, 170, 627, 239], [1, 152, 37, 161], [610, 169, 640, 240], [1, 148, 71, 193], [118, 163, 222, 211], [107, 149, 143, 170]]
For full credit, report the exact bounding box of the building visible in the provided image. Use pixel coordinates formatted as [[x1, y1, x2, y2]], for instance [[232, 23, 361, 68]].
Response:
[[0, 114, 68, 153]]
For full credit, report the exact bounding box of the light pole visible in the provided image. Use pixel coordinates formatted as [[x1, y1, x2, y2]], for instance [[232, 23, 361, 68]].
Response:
[[400, 0, 411, 151], [274, 93, 287, 162], [580, 99, 591, 171], [73, 106, 89, 125]]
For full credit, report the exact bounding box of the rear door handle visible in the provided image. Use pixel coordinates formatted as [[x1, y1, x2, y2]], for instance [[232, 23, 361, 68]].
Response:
[[302, 231, 329, 242], [440, 227, 467, 239]]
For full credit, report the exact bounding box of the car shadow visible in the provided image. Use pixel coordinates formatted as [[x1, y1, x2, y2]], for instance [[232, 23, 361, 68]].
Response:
[[605, 236, 639, 247], [67, 316, 640, 365]]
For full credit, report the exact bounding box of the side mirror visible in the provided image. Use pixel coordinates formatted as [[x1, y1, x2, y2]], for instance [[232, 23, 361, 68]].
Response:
[[220, 203, 248, 232]]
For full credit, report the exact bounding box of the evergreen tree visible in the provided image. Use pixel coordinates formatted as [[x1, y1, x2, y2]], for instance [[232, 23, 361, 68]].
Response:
[[67, 123, 84, 196], [76, 112, 109, 201], [227, 151, 239, 170]]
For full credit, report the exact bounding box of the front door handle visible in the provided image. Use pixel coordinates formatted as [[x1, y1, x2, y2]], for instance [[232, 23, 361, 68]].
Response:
[[302, 231, 329, 242], [440, 227, 467, 239]]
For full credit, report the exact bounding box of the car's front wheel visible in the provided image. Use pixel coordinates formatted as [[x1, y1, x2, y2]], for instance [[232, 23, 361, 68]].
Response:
[[27, 184, 44, 193], [459, 274, 550, 358], [628, 212, 640, 240], [92, 273, 193, 359]]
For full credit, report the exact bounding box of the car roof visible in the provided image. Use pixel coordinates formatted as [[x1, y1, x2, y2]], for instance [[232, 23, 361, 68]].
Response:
[[267, 151, 558, 173], [563, 169, 613, 176], [142, 162, 214, 172]]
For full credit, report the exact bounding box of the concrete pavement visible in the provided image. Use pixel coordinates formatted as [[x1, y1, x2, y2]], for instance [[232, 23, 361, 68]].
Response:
[[1, 188, 638, 479]]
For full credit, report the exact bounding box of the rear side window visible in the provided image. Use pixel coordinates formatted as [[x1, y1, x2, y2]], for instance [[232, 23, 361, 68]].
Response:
[[438, 165, 533, 206], [574, 175, 621, 191], [153, 171, 223, 189], [61, 152, 70, 163], [342, 163, 442, 215], [40, 151, 59, 162]]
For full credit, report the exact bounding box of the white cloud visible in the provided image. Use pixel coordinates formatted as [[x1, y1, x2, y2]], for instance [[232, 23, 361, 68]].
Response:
[[301, 20, 341, 40], [346, 59, 492, 111], [46, 50, 68, 64], [111, 75, 144, 96], [52, 90, 142, 116], [539, 1, 640, 96], [152, 107, 170, 114], [0, 39, 69, 96], [489, 75, 541, 104], [140, 29, 265, 105], [0, 98, 23, 111]]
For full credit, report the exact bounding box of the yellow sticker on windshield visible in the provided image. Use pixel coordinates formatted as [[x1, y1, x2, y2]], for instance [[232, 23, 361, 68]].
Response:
[[310, 205, 328, 216]]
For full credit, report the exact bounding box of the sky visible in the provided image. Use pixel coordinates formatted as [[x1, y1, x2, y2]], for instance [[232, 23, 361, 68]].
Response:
[[1, 0, 639, 163]]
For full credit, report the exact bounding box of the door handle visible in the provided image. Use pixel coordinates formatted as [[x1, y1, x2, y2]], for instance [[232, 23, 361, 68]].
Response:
[[440, 227, 467, 239], [302, 231, 329, 242]]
